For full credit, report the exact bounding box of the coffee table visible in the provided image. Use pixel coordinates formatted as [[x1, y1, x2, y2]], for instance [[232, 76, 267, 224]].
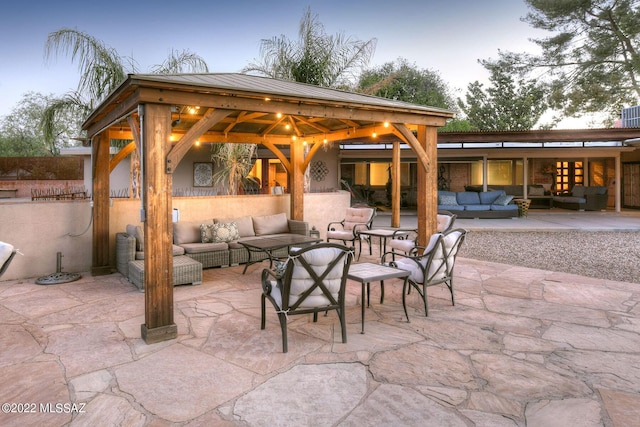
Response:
[[239, 235, 321, 274], [357, 229, 409, 256], [347, 262, 411, 333]]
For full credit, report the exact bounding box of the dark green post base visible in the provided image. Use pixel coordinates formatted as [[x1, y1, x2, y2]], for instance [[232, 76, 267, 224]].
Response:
[[141, 323, 177, 344]]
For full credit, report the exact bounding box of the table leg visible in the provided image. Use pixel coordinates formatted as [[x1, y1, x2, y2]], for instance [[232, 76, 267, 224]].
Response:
[[401, 277, 410, 323], [361, 282, 366, 334]]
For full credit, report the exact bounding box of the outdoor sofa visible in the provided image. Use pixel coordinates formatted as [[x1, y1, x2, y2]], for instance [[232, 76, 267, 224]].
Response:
[[437, 190, 518, 218], [552, 186, 608, 211], [465, 184, 553, 208], [117, 213, 309, 288]]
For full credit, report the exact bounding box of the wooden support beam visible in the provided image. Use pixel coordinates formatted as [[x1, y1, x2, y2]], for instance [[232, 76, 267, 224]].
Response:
[[166, 108, 232, 173], [416, 125, 438, 247], [91, 133, 111, 275], [140, 103, 177, 344], [391, 141, 401, 228], [289, 137, 305, 221]]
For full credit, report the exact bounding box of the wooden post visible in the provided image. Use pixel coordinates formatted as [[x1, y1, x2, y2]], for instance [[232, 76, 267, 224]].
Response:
[[140, 104, 177, 344], [391, 141, 401, 228], [416, 125, 438, 246], [91, 132, 111, 276], [289, 138, 305, 221]]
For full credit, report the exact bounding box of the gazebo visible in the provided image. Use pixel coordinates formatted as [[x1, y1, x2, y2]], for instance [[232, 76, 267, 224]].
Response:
[[82, 73, 453, 343]]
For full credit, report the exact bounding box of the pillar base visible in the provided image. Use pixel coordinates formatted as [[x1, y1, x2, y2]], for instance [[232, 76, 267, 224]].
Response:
[[91, 266, 112, 276], [141, 323, 177, 344]]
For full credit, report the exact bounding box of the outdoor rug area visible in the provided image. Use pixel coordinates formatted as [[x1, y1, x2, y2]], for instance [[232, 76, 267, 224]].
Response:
[[0, 247, 639, 426]]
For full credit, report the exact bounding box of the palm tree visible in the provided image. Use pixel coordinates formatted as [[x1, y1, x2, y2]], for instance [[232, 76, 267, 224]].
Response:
[[41, 28, 209, 152], [211, 143, 257, 195], [243, 7, 377, 89]]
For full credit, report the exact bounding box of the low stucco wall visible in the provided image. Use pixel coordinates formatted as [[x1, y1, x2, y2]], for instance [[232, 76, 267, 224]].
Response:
[[0, 199, 93, 282], [0, 191, 351, 281]]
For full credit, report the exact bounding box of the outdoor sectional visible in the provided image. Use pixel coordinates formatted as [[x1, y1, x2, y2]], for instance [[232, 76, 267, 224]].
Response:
[[116, 213, 309, 288], [437, 190, 519, 219], [552, 186, 608, 211]]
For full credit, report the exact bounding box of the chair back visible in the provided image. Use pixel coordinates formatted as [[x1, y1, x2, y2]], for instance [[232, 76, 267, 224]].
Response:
[[0, 242, 17, 277], [343, 207, 375, 232], [436, 211, 457, 233], [280, 243, 353, 312], [425, 228, 467, 283]]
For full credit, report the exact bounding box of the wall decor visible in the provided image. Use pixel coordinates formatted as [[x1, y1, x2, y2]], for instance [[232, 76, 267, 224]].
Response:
[[193, 162, 213, 187], [310, 161, 329, 181]]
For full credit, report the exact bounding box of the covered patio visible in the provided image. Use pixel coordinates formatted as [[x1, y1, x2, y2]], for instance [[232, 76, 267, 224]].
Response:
[[1, 217, 639, 425], [84, 73, 453, 343]]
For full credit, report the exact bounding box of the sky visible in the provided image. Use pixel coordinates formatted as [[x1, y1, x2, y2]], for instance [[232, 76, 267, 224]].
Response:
[[2, 0, 587, 127]]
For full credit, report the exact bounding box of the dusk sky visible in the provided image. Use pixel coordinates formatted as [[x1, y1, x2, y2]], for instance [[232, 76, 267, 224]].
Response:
[[1, 0, 567, 125]]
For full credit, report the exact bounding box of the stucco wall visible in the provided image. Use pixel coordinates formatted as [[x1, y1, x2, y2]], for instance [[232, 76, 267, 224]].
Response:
[[0, 191, 351, 281]]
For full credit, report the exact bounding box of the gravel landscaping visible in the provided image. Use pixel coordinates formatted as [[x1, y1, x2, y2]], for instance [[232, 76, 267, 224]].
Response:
[[458, 230, 640, 284]]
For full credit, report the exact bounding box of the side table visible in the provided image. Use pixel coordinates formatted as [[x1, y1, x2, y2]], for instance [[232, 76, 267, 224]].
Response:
[[347, 262, 411, 333], [513, 198, 531, 217]]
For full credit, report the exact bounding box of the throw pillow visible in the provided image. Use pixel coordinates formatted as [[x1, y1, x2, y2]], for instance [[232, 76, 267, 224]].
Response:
[[438, 194, 458, 205], [201, 222, 240, 243], [493, 194, 514, 206]]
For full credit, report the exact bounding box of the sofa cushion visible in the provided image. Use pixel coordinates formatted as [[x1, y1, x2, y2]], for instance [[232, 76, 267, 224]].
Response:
[[135, 245, 185, 260], [180, 242, 229, 254], [585, 186, 607, 195], [438, 191, 458, 205], [126, 224, 144, 251], [215, 216, 255, 237], [479, 190, 504, 205], [456, 191, 481, 205], [492, 194, 514, 206], [174, 220, 213, 245], [201, 222, 240, 243], [528, 185, 545, 196], [253, 213, 289, 236], [464, 204, 490, 211], [571, 186, 586, 198]]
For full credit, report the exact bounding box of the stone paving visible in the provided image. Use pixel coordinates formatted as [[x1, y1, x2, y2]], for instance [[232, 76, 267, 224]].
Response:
[[1, 241, 639, 426]]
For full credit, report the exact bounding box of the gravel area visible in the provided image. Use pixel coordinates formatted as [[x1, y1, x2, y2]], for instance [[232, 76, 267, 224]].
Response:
[[458, 230, 640, 284]]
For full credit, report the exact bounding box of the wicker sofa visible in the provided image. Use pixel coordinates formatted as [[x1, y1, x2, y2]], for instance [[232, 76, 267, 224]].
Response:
[[553, 186, 608, 211], [117, 213, 309, 287]]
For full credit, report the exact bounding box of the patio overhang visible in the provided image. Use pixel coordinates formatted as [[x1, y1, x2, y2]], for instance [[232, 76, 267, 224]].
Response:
[[82, 73, 454, 343]]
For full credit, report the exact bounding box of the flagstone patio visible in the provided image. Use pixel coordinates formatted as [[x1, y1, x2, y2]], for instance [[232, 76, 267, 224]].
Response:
[[1, 235, 639, 426]]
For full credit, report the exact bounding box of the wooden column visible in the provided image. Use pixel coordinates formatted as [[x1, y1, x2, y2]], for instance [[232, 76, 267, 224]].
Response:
[[91, 132, 111, 276], [391, 141, 401, 228], [289, 138, 305, 221], [140, 103, 177, 344], [416, 125, 438, 247]]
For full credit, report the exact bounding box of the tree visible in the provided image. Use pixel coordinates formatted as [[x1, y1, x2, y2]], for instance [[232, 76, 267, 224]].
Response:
[[0, 92, 80, 156], [210, 143, 257, 195], [357, 58, 457, 110], [243, 7, 377, 88], [41, 28, 209, 152], [497, 0, 640, 121], [458, 61, 549, 131]]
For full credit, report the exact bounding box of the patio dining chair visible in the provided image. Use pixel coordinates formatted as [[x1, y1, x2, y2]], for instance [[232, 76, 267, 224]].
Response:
[[0, 242, 18, 278], [382, 228, 467, 317], [261, 243, 354, 353], [326, 206, 375, 260], [387, 210, 457, 259]]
